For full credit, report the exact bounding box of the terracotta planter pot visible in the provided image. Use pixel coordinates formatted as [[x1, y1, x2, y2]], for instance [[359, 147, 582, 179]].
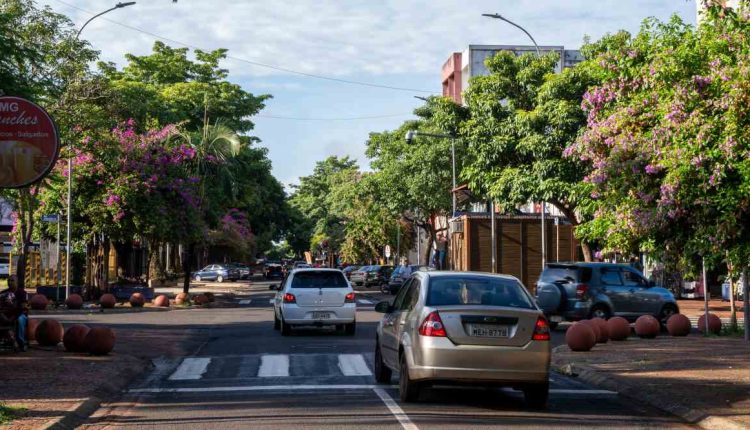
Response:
[[193, 294, 208, 306], [590, 317, 609, 343], [580, 320, 602, 343], [129, 293, 145, 308], [36, 319, 64, 346], [63, 324, 90, 352], [666, 314, 691, 336], [100, 294, 116, 309], [30, 294, 49, 310], [27, 318, 40, 342], [635, 315, 660, 338], [697, 313, 722, 334], [607, 316, 631, 341], [565, 322, 596, 352], [65, 294, 83, 310], [85, 327, 116, 355], [203, 292, 215, 303], [153, 295, 170, 307], [175, 292, 190, 305]]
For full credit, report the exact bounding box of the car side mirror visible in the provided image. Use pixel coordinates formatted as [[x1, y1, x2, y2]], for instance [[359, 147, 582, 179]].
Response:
[[375, 301, 392, 313]]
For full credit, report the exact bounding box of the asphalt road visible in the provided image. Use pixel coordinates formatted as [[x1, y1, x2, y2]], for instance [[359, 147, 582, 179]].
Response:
[[84, 280, 692, 429]]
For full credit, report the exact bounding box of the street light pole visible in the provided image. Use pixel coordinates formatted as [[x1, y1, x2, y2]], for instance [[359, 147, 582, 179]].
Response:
[[482, 12, 547, 268], [66, 2, 136, 298]]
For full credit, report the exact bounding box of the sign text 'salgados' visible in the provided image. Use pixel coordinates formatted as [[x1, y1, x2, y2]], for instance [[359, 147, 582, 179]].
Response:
[[0, 96, 60, 188]]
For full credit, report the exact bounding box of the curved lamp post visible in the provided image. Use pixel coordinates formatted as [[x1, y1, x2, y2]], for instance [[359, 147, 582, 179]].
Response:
[[66, 1, 136, 299], [482, 12, 548, 270]]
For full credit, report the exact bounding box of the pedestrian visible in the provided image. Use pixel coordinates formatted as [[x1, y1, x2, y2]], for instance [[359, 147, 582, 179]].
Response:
[[0, 275, 28, 351]]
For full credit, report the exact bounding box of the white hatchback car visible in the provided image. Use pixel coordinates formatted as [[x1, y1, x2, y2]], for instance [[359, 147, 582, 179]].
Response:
[[272, 269, 356, 336]]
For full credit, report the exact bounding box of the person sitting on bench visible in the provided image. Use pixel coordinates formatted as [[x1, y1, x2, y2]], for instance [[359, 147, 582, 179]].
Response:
[[0, 276, 27, 351]]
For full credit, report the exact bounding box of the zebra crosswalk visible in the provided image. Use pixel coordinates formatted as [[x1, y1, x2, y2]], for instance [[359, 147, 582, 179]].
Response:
[[161, 353, 375, 385]]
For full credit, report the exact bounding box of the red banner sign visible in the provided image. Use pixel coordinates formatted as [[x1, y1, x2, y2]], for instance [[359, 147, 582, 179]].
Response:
[[0, 96, 60, 188]]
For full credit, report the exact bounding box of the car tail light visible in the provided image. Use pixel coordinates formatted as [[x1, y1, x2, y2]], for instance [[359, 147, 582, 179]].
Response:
[[283, 293, 296, 303], [345, 292, 355, 303], [576, 284, 589, 300], [532, 317, 551, 341], [419, 311, 447, 337]]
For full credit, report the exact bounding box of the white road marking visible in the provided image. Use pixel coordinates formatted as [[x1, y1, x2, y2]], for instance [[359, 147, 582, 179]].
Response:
[[269, 299, 275, 304], [258, 354, 290, 377], [130, 384, 382, 393], [238, 299, 251, 305], [168, 357, 211, 381], [373, 387, 419, 430], [337, 354, 373, 376], [358, 299, 373, 305]]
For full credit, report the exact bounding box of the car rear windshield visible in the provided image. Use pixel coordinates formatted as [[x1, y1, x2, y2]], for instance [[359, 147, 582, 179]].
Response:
[[540, 266, 592, 283], [427, 276, 534, 309], [291, 271, 348, 288]]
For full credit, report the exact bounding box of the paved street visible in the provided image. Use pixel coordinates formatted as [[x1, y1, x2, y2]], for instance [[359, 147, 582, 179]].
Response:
[[81, 280, 691, 429]]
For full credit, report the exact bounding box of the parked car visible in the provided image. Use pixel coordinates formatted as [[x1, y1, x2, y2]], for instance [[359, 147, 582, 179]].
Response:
[[271, 269, 356, 335], [374, 271, 551, 406], [293, 261, 311, 269], [535, 262, 679, 329], [350, 265, 393, 288], [341, 265, 361, 280], [264, 263, 284, 280], [0, 257, 8, 279], [192, 264, 240, 283], [230, 263, 251, 279], [385, 264, 433, 294]]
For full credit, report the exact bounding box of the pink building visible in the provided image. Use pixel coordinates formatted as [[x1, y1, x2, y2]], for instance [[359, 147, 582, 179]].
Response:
[[441, 52, 463, 104]]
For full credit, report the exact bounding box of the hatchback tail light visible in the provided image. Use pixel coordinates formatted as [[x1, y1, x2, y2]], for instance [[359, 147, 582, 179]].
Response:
[[576, 284, 589, 300], [345, 292, 355, 303], [419, 311, 447, 337], [283, 293, 296, 303], [532, 317, 551, 341]]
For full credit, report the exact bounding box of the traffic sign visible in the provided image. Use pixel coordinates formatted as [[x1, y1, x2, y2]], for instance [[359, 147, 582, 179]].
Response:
[[42, 214, 59, 223], [385, 245, 391, 258]]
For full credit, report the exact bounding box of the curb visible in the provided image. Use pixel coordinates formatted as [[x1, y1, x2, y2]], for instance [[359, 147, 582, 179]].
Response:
[[552, 345, 747, 430], [38, 356, 152, 430]]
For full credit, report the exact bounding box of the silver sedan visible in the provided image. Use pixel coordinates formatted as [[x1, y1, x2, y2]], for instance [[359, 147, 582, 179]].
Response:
[[374, 271, 551, 407]]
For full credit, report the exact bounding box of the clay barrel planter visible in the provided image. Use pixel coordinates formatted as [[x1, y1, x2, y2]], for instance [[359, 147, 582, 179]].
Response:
[[36, 319, 64, 346], [63, 324, 90, 352], [697, 313, 722, 334], [635, 315, 660, 338], [30, 294, 49, 310], [175, 292, 190, 305], [193, 294, 209, 306], [666, 314, 691, 336], [591, 317, 609, 343], [65, 294, 83, 310], [85, 327, 116, 355], [607, 316, 631, 341], [100, 294, 116, 309], [203, 292, 215, 303], [565, 322, 596, 352], [579, 320, 602, 343], [153, 295, 170, 307], [27, 318, 40, 342], [129, 293, 145, 308]]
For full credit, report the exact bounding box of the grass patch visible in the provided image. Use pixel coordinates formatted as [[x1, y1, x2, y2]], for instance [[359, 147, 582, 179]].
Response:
[[0, 403, 26, 424]]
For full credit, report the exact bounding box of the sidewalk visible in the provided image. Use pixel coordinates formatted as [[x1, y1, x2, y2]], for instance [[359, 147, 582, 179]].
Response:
[[679, 298, 747, 322], [553, 334, 750, 429], [0, 310, 210, 429]]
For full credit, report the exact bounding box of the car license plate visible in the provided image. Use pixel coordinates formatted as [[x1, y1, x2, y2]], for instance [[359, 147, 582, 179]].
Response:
[[312, 312, 331, 320], [470, 324, 509, 338]]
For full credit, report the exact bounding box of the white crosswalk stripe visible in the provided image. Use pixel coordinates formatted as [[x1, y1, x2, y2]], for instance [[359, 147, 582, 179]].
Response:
[[238, 299, 252, 305], [169, 357, 211, 380], [358, 299, 373, 305], [258, 354, 290, 377], [338, 354, 373, 376]]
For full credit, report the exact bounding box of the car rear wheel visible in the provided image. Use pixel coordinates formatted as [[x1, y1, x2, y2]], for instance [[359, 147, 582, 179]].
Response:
[[590, 305, 611, 319], [280, 317, 291, 336], [659, 304, 678, 327], [380, 283, 389, 294], [217, 275, 224, 283], [345, 322, 356, 336], [399, 354, 420, 402], [273, 312, 280, 330], [194, 275, 201, 282], [523, 382, 549, 409], [374, 342, 392, 383]]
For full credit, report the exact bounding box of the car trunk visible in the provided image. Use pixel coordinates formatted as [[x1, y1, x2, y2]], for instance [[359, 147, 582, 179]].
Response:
[[435, 306, 541, 347], [294, 288, 347, 307]]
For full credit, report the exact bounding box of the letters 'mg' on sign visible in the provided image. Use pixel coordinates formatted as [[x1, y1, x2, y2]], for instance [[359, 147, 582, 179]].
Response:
[[0, 96, 60, 188]]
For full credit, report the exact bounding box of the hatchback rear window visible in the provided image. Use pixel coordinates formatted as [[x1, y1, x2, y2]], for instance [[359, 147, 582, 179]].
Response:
[[291, 271, 348, 288], [427, 277, 534, 309], [541, 266, 580, 283]]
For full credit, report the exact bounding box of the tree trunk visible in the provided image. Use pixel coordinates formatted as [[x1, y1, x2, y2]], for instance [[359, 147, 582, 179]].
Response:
[[553, 202, 593, 262], [182, 242, 195, 294], [422, 222, 436, 266], [15, 189, 36, 291]]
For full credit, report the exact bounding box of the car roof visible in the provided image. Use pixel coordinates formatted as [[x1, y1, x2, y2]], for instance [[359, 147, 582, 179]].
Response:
[[416, 270, 522, 283], [291, 268, 343, 274], [546, 262, 635, 269]]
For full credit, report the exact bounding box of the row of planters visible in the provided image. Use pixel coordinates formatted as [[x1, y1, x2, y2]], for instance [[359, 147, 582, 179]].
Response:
[[27, 292, 215, 310], [566, 313, 723, 352], [27, 318, 115, 355]]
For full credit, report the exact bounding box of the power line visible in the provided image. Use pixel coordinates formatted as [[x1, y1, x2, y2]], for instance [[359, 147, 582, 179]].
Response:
[[256, 113, 413, 121], [53, 0, 436, 94]]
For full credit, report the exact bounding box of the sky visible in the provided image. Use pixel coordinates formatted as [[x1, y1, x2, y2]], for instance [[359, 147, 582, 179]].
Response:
[[44, 0, 697, 189]]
